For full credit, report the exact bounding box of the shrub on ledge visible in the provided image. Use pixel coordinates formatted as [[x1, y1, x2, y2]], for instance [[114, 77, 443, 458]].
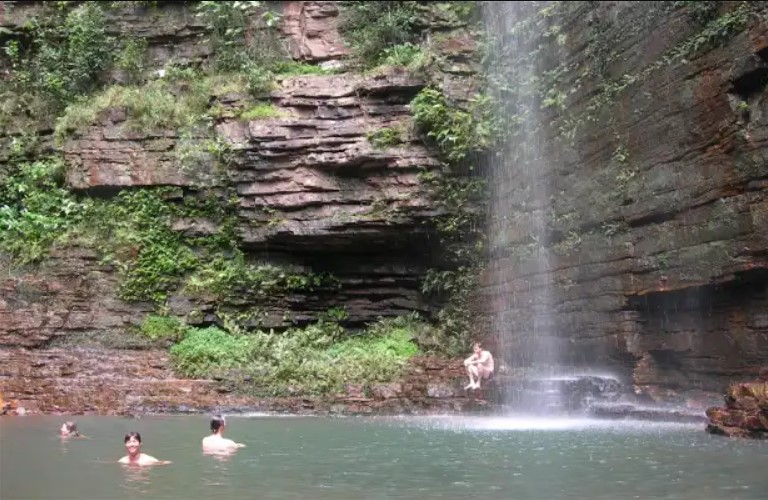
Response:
[[169, 315, 426, 395]]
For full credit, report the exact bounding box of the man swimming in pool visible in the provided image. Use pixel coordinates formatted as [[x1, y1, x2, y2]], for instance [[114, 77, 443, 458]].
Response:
[[202, 415, 246, 452], [464, 342, 494, 390], [119, 432, 170, 466]]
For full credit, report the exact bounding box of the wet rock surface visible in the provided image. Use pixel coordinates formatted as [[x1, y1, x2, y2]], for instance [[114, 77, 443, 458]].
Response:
[[0, 351, 491, 416], [478, 2, 768, 402], [705, 368, 768, 438]]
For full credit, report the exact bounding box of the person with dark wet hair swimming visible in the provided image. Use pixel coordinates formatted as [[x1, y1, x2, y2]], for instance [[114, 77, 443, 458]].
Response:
[[119, 432, 171, 466], [202, 415, 245, 452]]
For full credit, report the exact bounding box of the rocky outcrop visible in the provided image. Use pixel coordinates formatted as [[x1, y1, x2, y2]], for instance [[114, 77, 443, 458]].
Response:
[[281, 1, 349, 63], [478, 1, 768, 403], [706, 368, 768, 438], [1, 1, 346, 69], [225, 71, 440, 252], [0, 351, 491, 415], [0, 248, 150, 348], [0, 0, 491, 415], [55, 69, 441, 332]]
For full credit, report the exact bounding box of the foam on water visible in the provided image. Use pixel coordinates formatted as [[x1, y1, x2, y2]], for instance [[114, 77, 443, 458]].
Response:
[[393, 415, 700, 433]]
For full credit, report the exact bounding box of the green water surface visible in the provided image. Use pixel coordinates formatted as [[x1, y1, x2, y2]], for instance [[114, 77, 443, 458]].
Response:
[[1, 415, 766, 499]]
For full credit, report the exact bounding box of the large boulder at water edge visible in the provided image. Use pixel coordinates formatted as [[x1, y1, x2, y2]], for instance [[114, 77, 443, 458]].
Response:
[[705, 371, 768, 439]]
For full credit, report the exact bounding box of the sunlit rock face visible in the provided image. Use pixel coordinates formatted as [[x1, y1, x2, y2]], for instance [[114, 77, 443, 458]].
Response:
[[479, 2, 768, 404]]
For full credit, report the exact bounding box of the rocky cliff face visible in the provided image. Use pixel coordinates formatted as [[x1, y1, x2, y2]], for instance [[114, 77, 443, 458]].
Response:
[[0, 0, 483, 413], [3, 0, 766, 414], [56, 69, 441, 331], [2, 2, 441, 341], [479, 1, 768, 404], [0, 348, 491, 416]]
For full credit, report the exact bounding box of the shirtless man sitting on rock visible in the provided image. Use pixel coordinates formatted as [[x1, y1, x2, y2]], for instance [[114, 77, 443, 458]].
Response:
[[464, 342, 494, 390], [202, 415, 246, 452]]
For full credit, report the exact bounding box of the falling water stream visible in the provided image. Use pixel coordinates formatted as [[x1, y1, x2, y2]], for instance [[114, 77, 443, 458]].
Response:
[[483, 1, 570, 413]]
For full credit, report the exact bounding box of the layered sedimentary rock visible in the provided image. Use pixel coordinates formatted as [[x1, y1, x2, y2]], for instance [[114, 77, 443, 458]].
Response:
[[706, 368, 768, 438], [0, 0, 483, 413], [479, 2, 768, 403], [281, 1, 349, 62], [54, 69, 441, 331], [5, 0, 765, 414], [0, 249, 150, 348], [0, 350, 490, 415]]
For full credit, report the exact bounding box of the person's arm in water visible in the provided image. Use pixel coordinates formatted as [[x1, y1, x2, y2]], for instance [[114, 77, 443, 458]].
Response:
[[224, 438, 246, 448]]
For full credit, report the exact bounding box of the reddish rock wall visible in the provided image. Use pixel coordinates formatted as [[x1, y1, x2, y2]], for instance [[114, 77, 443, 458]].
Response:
[[0, 0, 483, 414], [478, 2, 768, 403], [0, 352, 490, 415]]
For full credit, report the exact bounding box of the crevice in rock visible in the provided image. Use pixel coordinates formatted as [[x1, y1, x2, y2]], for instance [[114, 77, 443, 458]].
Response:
[[626, 209, 679, 228], [730, 47, 768, 100], [627, 268, 768, 308]]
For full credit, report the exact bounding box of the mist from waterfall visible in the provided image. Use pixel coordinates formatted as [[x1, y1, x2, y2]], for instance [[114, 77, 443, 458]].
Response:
[[482, 1, 565, 413]]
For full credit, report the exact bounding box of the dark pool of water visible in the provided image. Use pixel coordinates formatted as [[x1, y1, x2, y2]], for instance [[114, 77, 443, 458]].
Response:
[[1, 415, 766, 499]]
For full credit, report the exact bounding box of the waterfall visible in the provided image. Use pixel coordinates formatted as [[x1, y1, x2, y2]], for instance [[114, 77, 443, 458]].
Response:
[[482, 1, 566, 413]]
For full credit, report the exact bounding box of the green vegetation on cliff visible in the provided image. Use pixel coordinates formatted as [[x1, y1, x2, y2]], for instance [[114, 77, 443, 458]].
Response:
[[0, 157, 84, 263], [2, 3, 114, 114], [0, 0, 491, 397], [168, 313, 425, 396], [338, 1, 425, 67], [408, 86, 494, 355]]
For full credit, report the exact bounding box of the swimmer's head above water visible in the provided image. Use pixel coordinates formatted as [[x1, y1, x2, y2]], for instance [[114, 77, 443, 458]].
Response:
[[119, 432, 169, 465], [60, 421, 78, 437], [210, 415, 226, 434]]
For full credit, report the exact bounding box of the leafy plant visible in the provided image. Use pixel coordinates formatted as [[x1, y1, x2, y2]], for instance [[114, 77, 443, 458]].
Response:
[[367, 126, 404, 149], [410, 87, 498, 163], [170, 314, 425, 395], [184, 255, 335, 303], [115, 37, 149, 85], [70, 188, 199, 304], [339, 1, 424, 67], [0, 157, 86, 263], [409, 87, 494, 356], [7, 3, 115, 109], [378, 43, 426, 69], [54, 76, 213, 143], [239, 103, 289, 120], [195, 1, 285, 72], [138, 314, 186, 341], [170, 326, 255, 378]]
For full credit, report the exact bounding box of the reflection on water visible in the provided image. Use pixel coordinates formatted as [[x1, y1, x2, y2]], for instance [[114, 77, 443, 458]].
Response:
[[203, 447, 239, 462], [120, 464, 152, 495], [1, 415, 767, 500], [201, 448, 238, 487]]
